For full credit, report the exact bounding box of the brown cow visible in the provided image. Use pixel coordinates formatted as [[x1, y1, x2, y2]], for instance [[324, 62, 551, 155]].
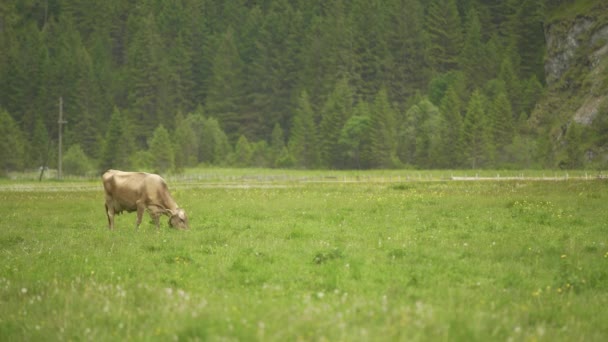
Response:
[[102, 169, 189, 230]]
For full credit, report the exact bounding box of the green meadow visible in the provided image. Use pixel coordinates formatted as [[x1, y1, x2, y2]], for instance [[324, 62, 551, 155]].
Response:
[[1, 173, 607, 341]]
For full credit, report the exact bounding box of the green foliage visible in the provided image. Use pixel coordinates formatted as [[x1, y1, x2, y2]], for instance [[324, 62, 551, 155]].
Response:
[[233, 135, 253, 167], [200, 117, 232, 165], [339, 106, 371, 169], [426, 0, 463, 73], [289, 91, 320, 169], [369, 89, 398, 168], [439, 86, 465, 168], [62, 144, 92, 176], [463, 90, 493, 168], [0, 109, 25, 174], [2, 0, 598, 171], [319, 78, 353, 169], [173, 113, 198, 171], [29, 117, 50, 168], [149, 125, 175, 174], [205, 27, 245, 142], [100, 107, 134, 171]]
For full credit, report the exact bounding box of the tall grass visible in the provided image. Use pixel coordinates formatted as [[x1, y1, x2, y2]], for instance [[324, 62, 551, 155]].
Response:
[[1, 177, 607, 340]]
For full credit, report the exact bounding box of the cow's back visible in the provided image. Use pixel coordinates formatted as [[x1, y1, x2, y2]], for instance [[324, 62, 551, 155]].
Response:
[[103, 170, 150, 212], [102, 170, 171, 211]]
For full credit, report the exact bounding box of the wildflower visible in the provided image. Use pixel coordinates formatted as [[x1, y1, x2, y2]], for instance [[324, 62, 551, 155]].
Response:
[[561, 254, 567, 259], [21, 288, 27, 294]]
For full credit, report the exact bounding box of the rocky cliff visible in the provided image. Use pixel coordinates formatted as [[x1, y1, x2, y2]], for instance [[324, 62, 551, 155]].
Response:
[[535, 2, 608, 167]]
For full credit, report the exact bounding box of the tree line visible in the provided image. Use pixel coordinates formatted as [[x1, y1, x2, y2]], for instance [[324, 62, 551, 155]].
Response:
[[1, 0, 579, 175]]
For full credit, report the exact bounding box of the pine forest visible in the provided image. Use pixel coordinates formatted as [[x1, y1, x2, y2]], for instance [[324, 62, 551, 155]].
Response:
[[0, 0, 597, 175]]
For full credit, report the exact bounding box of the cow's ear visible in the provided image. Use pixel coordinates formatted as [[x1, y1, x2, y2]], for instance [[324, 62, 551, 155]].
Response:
[[178, 209, 186, 220]]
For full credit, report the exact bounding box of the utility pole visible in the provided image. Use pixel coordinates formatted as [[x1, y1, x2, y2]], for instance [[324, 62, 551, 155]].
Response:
[[58, 97, 67, 179]]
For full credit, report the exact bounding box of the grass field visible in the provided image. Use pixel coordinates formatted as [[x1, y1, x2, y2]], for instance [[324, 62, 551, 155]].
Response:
[[1, 172, 607, 341]]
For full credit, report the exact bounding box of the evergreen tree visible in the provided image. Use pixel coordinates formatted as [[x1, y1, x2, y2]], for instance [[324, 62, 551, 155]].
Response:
[[289, 91, 320, 169], [205, 27, 245, 142], [100, 107, 134, 170], [30, 116, 50, 169], [270, 123, 286, 168], [463, 90, 493, 168], [439, 86, 465, 168], [351, 0, 390, 102], [521, 75, 544, 115], [63, 144, 91, 176], [126, 12, 166, 146], [498, 57, 524, 117], [200, 118, 232, 165], [426, 0, 463, 73], [174, 112, 198, 170], [301, 1, 355, 108], [319, 78, 353, 168], [510, 0, 546, 81], [386, 0, 429, 110], [0, 109, 25, 174], [149, 124, 175, 174], [340, 102, 371, 169], [233, 135, 253, 167], [490, 86, 515, 165], [369, 89, 398, 168], [564, 122, 583, 169], [459, 8, 487, 89]]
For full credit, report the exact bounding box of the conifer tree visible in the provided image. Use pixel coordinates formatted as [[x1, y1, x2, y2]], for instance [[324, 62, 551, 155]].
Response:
[[30, 116, 50, 169], [490, 86, 515, 158], [205, 27, 245, 142], [498, 57, 523, 117], [126, 12, 165, 146], [270, 123, 286, 168], [386, 0, 429, 110], [174, 112, 198, 170], [149, 124, 175, 174], [200, 118, 232, 165], [459, 8, 487, 89], [63, 144, 91, 175], [426, 0, 463, 73], [369, 89, 398, 168], [340, 101, 372, 169], [319, 78, 353, 168], [101, 107, 134, 170], [439, 86, 465, 168], [234, 135, 253, 167], [463, 90, 493, 168], [564, 123, 583, 169], [289, 91, 320, 169], [0, 109, 25, 174], [510, 0, 546, 81]]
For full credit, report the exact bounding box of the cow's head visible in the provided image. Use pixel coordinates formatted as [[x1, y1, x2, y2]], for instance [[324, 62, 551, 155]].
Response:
[[169, 208, 189, 229]]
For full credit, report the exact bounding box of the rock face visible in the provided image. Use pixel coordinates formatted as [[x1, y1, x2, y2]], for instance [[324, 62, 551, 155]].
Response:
[[539, 5, 608, 166], [543, 15, 608, 126], [544, 17, 594, 86]]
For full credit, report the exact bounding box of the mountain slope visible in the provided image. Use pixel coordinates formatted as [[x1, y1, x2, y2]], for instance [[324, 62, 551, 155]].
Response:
[[535, 1, 608, 168]]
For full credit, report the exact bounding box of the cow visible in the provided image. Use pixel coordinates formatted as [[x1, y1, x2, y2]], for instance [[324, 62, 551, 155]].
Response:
[[102, 169, 189, 230]]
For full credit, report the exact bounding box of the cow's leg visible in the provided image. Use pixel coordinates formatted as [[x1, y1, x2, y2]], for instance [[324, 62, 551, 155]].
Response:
[[136, 202, 145, 230], [105, 203, 114, 230], [151, 212, 161, 230]]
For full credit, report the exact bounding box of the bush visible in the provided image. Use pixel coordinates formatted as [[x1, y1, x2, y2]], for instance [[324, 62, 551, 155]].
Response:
[[63, 144, 92, 175]]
